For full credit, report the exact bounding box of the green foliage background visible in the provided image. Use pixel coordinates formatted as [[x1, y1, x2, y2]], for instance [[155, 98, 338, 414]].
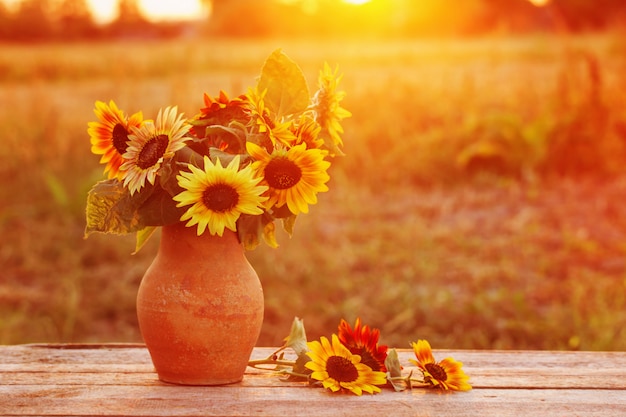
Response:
[[1, 34, 626, 350]]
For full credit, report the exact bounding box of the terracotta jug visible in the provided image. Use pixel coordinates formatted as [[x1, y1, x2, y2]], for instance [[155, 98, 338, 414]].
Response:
[[136, 222, 264, 385]]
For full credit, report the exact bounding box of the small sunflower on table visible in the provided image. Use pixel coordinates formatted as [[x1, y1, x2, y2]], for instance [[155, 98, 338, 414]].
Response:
[[248, 317, 472, 396], [85, 49, 348, 251]]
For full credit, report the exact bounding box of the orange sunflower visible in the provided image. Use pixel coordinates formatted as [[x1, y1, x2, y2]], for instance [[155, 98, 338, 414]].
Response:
[[87, 100, 144, 180], [195, 90, 248, 128], [338, 318, 388, 373], [410, 340, 472, 391], [246, 142, 330, 215]]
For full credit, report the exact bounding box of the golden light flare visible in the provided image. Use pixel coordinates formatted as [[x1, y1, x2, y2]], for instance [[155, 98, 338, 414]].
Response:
[[528, 0, 552, 6], [343, 0, 372, 4], [87, 0, 207, 24]]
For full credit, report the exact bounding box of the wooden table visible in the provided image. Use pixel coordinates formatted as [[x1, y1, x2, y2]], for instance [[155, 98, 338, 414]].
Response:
[[1, 344, 625, 416]]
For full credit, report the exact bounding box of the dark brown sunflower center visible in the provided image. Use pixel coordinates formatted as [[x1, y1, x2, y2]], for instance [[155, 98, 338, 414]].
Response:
[[202, 183, 239, 212], [326, 355, 359, 383], [358, 350, 382, 372], [264, 157, 302, 189], [425, 363, 447, 382], [112, 123, 130, 154], [137, 134, 169, 169]]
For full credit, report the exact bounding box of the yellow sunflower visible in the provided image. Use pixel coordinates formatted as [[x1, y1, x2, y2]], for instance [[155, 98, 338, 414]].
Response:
[[173, 155, 268, 237], [246, 142, 330, 215], [410, 340, 472, 391], [311, 63, 351, 149], [121, 106, 190, 195], [305, 334, 387, 396], [290, 114, 324, 150], [87, 100, 144, 180], [245, 87, 296, 146]]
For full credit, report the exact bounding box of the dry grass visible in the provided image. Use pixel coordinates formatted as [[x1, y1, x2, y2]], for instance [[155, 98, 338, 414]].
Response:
[[1, 34, 626, 350]]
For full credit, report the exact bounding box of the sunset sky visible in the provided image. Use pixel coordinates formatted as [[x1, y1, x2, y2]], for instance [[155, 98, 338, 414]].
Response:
[[1, 0, 552, 25], [87, 0, 208, 23], [1, 0, 209, 23]]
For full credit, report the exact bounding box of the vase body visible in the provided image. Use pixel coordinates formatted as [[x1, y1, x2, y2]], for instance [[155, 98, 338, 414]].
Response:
[[136, 223, 264, 385]]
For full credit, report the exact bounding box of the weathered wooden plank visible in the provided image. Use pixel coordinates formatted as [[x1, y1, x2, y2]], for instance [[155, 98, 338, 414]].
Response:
[[2, 345, 626, 417], [2, 345, 626, 389], [1, 385, 624, 417], [2, 366, 625, 389], [3, 344, 626, 369]]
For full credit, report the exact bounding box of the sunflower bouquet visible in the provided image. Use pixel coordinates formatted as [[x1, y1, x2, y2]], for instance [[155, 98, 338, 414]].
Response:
[[85, 50, 349, 251]]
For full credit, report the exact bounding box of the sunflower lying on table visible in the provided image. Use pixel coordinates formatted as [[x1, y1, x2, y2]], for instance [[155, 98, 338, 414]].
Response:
[[85, 49, 348, 251], [248, 317, 472, 396]]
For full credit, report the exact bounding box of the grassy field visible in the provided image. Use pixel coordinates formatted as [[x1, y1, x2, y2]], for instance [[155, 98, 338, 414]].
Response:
[[1, 34, 626, 351]]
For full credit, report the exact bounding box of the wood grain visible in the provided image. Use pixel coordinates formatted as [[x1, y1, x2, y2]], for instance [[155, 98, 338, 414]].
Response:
[[1, 344, 625, 417]]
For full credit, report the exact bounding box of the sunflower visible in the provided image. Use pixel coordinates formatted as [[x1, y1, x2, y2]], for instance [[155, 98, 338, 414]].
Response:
[[173, 155, 268, 237], [338, 318, 388, 372], [194, 90, 249, 129], [87, 100, 144, 180], [290, 114, 324, 150], [310, 63, 351, 149], [410, 340, 472, 391], [305, 334, 387, 396], [246, 142, 330, 215], [245, 87, 296, 146], [121, 106, 190, 195]]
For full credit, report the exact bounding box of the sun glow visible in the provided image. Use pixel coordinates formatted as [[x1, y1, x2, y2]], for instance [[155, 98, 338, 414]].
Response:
[[87, 0, 207, 24], [528, 0, 551, 6], [343, 0, 372, 4]]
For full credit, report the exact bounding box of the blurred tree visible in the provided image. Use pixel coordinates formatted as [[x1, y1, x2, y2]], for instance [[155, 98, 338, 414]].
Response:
[[480, 0, 626, 33], [206, 0, 293, 37], [115, 0, 148, 26], [56, 0, 99, 39], [395, 0, 489, 36], [0, 1, 10, 39], [11, 0, 55, 41], [551, 0, 626, 31], [478, 0, 549, 33], [1, 0, 622, 42], [107, 0, 153, 38]]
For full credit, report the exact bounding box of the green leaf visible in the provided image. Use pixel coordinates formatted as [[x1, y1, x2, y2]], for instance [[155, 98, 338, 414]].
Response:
[[208, 149, 249, 168], [84, 179, 153, 236], [136, 188, 186, 226], [237, 214, 263, 251], [271, 204, 294, 219], [257, 49, 309, 118], [157, 158, 179, 196], [285, 354, 312, 382], [282, 214, 297, 237], [385, 349, 407, 392], [133, 226, 158, 254], [237, 212, 278, 251], [262, 221, 278, 248], [283, 317, 308, 357], [43, 172, 69, 208]]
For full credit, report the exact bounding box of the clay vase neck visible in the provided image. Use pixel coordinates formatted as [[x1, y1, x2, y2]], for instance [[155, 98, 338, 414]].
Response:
[[136, 223, 264, 385]]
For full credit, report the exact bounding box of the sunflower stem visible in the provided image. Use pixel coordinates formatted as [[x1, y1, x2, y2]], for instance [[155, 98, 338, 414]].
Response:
[[387, 375, 430, 389], [247, 358, 297, 368]]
